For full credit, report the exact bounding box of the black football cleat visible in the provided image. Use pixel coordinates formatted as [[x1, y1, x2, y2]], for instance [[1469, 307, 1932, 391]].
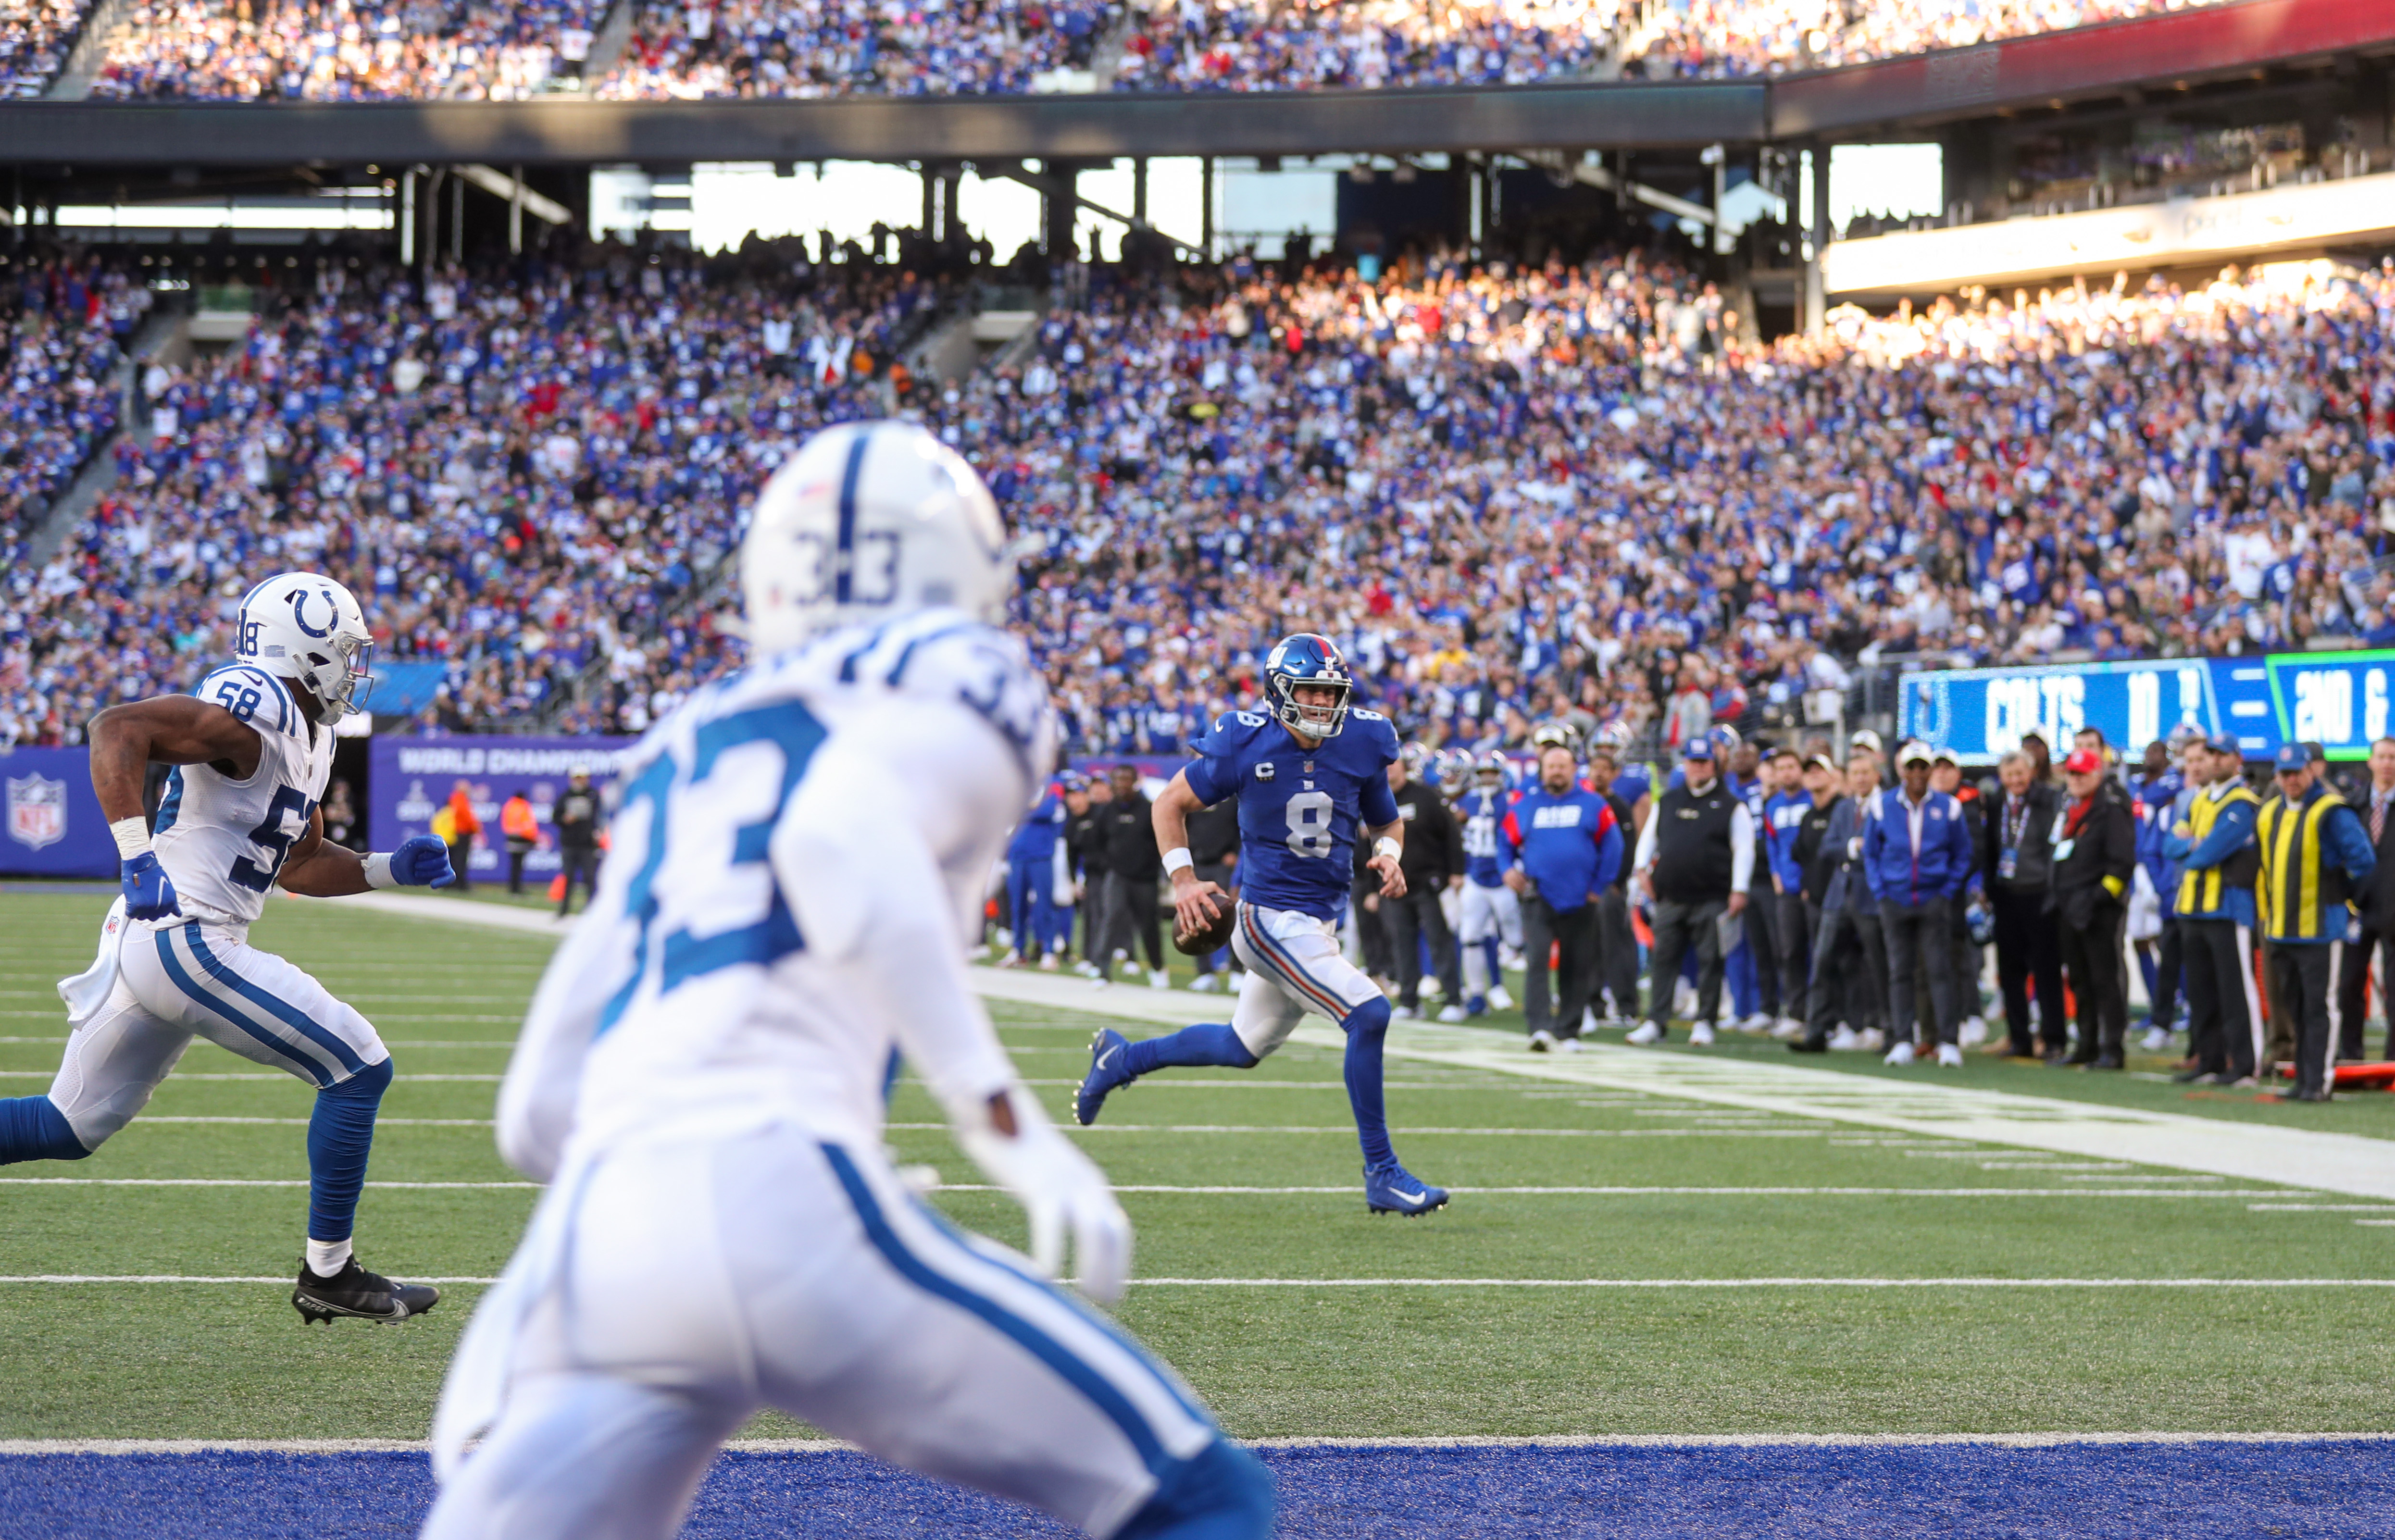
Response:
[[293, 1257, 441, 1324]]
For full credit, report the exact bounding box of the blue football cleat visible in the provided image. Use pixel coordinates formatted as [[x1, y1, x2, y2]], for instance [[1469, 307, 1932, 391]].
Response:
[[1466, 994, 1488, 1018], [1076, 1028, 1133, 1126], [1364, 1163, 1449, 1217]]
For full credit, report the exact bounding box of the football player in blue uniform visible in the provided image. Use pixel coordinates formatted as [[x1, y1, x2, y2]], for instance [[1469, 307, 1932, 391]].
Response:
[[1072, 634, 1447, 1217], [1454, 751, 1521, 1016]]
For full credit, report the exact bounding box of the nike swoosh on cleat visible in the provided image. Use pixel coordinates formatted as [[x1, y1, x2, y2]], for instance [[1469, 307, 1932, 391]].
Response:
[[1095, 1048, 1119, 1071], [1394, 1189, 1425, 1204]]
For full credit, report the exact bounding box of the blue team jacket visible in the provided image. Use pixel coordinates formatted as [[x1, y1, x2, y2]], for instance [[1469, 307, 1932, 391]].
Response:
[[1498, 786, 1623, 912], [1760, 790, 1810, 894], [1861, 787, 1975, 907]]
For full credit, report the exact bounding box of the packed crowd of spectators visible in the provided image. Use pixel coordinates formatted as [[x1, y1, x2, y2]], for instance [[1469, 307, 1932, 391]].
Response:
[[3, 0, 2230, 99], [90, 0, 608, 99], [0, 255, 143, 749], [0, 0, 83, 95], [1625, 0, 2227, 80], [599, 0, 1109, 99], [1108, 0, 1607, 91], [959, 252, 2395, 761], [0, 243, 949, 747], [5, 236, 2393, 759]]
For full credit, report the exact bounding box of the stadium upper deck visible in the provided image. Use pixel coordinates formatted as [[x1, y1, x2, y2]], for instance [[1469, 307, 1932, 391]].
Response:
[[0, 0, 2278, 102]]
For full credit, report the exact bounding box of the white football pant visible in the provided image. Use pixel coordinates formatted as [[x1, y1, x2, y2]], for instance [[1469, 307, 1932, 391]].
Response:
[[1227, 902, 1385, 1058], [1458, 882, 1522, 999], [50, 917, 387, 1149], [424, 1125, 1223, 1540]]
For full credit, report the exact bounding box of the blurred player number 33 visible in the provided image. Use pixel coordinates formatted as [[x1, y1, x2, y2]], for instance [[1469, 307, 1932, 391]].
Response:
[[7, 773, 68, 852]]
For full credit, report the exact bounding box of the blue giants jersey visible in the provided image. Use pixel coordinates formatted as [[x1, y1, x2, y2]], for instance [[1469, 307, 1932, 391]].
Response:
[[1456, 786, 1513, 888], [1182, 706, 1403, 922]]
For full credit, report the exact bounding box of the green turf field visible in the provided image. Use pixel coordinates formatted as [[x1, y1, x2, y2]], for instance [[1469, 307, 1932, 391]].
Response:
[[2, 886, 2391, 1443]]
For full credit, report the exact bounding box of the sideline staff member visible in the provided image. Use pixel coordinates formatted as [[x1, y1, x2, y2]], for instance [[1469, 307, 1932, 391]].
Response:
[[2255, 743, 2376, 1102], [2164, 733, 2261, 1086]]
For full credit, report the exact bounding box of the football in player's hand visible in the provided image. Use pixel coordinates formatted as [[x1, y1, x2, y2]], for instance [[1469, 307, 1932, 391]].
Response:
[[1173, 887, 1236, 956]]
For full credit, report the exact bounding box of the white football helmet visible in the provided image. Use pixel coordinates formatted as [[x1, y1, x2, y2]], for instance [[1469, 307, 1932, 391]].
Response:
[[742, 421, 1011, 656], [234, 571, 372, 725]]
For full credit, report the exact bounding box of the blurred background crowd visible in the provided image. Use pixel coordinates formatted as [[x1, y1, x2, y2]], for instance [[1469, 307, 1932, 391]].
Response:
[[0, 0, 2225, 100], [4, 235, 2393, 759]]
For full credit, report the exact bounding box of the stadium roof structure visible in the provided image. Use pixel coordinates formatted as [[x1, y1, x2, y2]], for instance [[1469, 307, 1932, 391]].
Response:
[[0, 0, 2388, 166]]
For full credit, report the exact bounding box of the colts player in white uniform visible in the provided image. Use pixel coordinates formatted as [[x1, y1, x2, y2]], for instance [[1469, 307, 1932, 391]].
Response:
[[423, 423, 1272, 1540], [0, 572, 457, 1322]]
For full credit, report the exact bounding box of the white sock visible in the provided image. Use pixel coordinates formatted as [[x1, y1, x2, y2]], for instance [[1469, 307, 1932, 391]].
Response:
[[1461, 942, 1489, 997], [305, 1238, 353, 1277]]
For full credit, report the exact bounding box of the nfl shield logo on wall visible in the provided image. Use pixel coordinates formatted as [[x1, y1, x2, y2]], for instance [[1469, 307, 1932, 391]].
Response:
[[6, 774, 67, 852]]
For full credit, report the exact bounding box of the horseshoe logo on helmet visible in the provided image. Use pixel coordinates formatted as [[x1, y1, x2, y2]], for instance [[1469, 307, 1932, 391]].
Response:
[[287, 586, 335, 639]]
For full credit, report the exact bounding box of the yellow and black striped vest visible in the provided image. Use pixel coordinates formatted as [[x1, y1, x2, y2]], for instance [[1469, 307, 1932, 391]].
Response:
[[2176, 782, 2260, 916], [2255, 787, 2353, 941]]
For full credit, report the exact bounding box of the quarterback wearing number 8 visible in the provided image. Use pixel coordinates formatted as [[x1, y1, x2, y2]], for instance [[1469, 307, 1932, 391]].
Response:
[[0, 571, 457, 1324], [1074, 634, 1448, 1217]]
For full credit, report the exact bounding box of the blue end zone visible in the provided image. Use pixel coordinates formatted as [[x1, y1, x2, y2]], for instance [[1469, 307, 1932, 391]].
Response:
[[2, 1441, 2391, 1539]]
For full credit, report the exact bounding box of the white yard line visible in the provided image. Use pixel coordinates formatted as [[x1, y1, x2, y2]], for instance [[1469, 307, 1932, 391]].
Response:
[[0, 1188, 529, 1197], [973, 969, 2395, 1201], [8, 1431, 2391, 1454], [1130, 1277, 2395, 1288], [0, 1072, 501, 1082], [928, 1184, 2296, 1198], [2, 1274, 2387, 1288]]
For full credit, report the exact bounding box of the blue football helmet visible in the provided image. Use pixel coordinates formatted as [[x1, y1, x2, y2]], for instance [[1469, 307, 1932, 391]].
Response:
[[1263, 633, 1353, 740], [1475, 750, 1509, 788]]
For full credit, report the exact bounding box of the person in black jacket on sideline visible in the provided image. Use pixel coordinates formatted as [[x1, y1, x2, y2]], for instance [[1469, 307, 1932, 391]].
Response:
[[1094, 764, 1167, 986], [1384, 747, 1467, 1020], [2050, 747, 2140, 1068], [1064, 776, 1110, 974], [1983, 748, 2065, 1059]]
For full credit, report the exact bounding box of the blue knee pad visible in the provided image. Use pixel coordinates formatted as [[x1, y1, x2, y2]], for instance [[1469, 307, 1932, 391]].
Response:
[[307, 1057, 391, 1243], [1116, 1438, 1275, 1540], [0, 1096, 91, 1165]]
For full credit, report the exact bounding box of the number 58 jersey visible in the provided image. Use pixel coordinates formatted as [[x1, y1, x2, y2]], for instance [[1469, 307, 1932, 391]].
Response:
[[1182, 706, 1402, 923], [151, 664, 332, 931]]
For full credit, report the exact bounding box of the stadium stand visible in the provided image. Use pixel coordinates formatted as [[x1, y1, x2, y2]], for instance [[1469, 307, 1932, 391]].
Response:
[[0, 0, 85, 95], [0, 246, 948, 746], [599, 0, 1112, 99], [1, 0, 2235, 99], [90, 0, 612, 99], [6, 239, 2392, 755]]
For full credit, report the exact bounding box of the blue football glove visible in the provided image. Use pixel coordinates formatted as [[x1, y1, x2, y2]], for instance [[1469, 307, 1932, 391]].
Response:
[[121, 852, 181, 921], [392, 834, 458, 889]]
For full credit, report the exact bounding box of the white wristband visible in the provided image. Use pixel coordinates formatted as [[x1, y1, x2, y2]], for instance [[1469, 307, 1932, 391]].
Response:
[[110, 816, 152, 860], [1161, 847, 1195, 877], [362, 853, 397, 890], [1374, 836, 1402, 862]]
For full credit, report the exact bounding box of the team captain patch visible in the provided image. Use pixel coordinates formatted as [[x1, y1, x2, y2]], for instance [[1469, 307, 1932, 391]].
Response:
[[1255, 762, 1275, 781]]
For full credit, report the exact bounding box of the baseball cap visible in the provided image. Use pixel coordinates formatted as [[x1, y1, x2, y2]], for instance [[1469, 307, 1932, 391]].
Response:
[[2062, 748, 2105, 775], [1683, 737, 1717, 760], [1807, 753, 1839, 773], [1932, 747, 1959, 766], [2274, 743, 2310, 772], [1850, 729, 1883, 754], [1897, 740, 1933, 766], [2206, 732, 2241, 757], [2305, 741, 2328, 764]]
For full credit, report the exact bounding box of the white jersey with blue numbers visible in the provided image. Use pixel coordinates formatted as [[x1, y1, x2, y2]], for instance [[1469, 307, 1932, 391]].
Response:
[[497, 609, 1057, 1172], [1456, 787, 1512, 888], [149, 664, 332, 931], [1182, 706, 1402, 923]]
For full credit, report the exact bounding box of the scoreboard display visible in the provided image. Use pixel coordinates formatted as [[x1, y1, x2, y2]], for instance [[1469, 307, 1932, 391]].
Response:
[[1898, 650, 2395, 763]]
